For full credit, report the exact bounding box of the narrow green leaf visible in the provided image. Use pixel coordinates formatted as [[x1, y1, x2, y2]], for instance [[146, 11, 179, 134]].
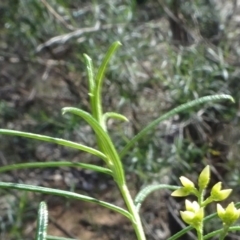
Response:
[[0, 129, 107, 161], [83, 54, 97, 120], [167, 226, 193, 240], [62, 107, 125, 185], [47, 236, 78, 240], [0, 161, 112, 175], [83, 54, 95, 95], [203, 226, 240, 239], [134, 184, 180, 212], [95, 41, 122, 88], [103, 112, 129, 124], [35, 202, 48, 240], [120, 94, 234, 158], [94, 41, 122, 126], [0, 182, 132, 220]]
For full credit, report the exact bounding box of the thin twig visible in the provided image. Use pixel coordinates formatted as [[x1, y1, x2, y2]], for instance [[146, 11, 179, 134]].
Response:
[[36, 21, 101, 52], [158, 0, 196, 43], [48, 216, 76, 239], [41, 0, 76, 31]]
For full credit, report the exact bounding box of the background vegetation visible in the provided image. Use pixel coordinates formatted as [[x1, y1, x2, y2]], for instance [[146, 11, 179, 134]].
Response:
[[0, 0, 240, 239]]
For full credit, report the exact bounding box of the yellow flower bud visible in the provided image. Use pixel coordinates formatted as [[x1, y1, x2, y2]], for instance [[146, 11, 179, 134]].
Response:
[[217, 203, 225, 219], [210, 182, 232, 201], [171, 176, 196, 197], [180, 200, 204, 228], [180, 176, 195, 190], [171, 188, 190, 197], [198, 165, 210, 189], [180, 211, 195, 225], [185, 200, 200, 212], [217, 202, 240, 225]]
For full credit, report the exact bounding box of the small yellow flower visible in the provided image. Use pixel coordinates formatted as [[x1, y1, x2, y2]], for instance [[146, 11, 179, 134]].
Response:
[[210, 182, 232, 201], [217, 202, 240, 225], [180, 200, 204, 228], [171, 176, 196, 197], [185, 199, 200, 212], [198, 165, 210, 189], [171, 187, 190, 197], [180, 211, 195, 225], [180, 176, 195, 190]]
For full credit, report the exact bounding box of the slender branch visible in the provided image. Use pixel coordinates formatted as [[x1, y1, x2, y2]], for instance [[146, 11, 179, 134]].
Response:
[[36, 22, 100, 52]]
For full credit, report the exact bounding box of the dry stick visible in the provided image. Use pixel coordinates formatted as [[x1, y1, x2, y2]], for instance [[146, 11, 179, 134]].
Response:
[[48, 216, 76, 239], [36, 21, 101, 52], [158, 0, 196, 43], [40, 0, 76, 31], [36, 21, 128, 53]]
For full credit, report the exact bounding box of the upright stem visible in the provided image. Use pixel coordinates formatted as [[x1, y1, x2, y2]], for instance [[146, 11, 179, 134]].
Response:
[[219, 225, 229, 240], [197, 227, 203, 240], [197, 189, 204, 240], [119, 184, 146, 240]]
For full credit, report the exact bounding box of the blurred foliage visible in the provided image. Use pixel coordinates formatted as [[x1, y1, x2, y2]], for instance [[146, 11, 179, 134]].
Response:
[[1, 0, 240, 239]]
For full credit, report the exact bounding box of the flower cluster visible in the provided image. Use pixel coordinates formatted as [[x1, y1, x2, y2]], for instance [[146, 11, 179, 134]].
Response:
[[171, 165, 211, 198], [171, 165, 239, 231]]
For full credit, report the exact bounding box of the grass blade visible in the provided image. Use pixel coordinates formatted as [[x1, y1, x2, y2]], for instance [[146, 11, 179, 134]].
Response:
[[120, 94, 234, 158], [47, 236, 78, 240], [35, 202, 48, 240], [95, 41, 121, 88], [83, 54, 95, 95], [94, 41, 122, 125], [0, 181, 132, 220], [0, 129, 106, 161], [0, 161, 112, 175], [83, 54, 97, 120], [203, 226, 240, 239], [102, 112, 129, 124]]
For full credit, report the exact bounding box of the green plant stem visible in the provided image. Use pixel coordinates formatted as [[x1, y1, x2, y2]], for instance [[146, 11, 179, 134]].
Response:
[[198, 188, 204, 206], [197, 226, 203, 240], [197, 188, 204, 240], [83, 42, 145, 239], [168, 225, 192, 240], [219, 225, 230, 240], [120, 184, 146, 240]]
